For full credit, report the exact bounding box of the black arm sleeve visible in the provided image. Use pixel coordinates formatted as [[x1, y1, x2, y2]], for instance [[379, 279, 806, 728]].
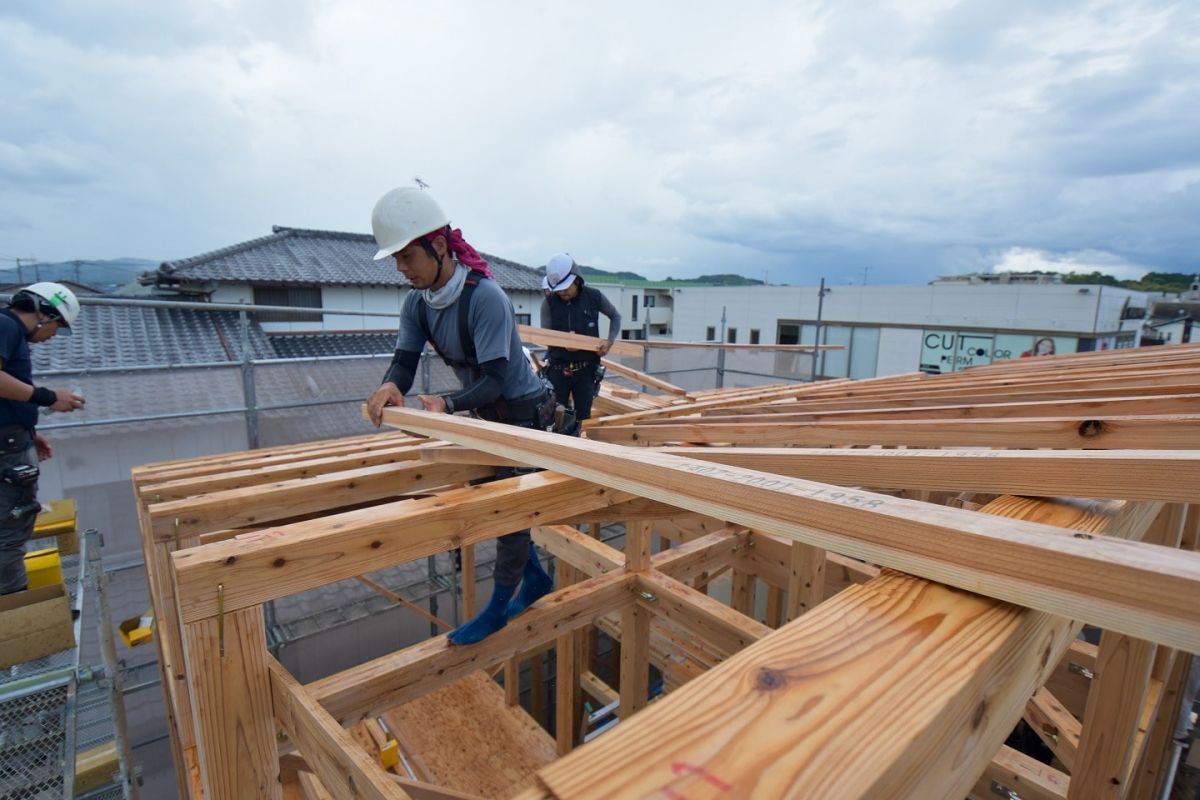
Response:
[[382, 349, 421, 395], [445, 357, 508, 412]]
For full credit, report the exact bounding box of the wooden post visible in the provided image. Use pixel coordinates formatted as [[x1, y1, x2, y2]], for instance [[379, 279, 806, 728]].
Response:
[[555, 632, 575, 756], [1070, 503, 1187, 798], [786, 540, 826, 621], [730, 568, 756, 617], [530, 652, 546, 727], [504, 657, 520, 707], [460, 544, 476, 619], [182, 606, 281, 800], [618, 602, 651, 720]]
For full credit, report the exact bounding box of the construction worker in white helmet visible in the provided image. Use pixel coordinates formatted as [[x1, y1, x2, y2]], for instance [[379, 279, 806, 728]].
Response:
[[0, 282, 86, 594], [365, 187, 556, 645]]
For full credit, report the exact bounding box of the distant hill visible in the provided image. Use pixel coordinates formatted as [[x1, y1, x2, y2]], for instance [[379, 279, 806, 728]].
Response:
[[1060, 270, 1197, 293], [580, 265, 764, 287], [0, 258, 158, 292]]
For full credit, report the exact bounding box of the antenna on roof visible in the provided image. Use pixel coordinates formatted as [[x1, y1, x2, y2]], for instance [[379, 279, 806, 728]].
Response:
[[413, 177, 430, 190]]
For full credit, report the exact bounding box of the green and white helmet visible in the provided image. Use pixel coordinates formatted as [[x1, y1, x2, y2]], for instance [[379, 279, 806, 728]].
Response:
[[20, 282, 81, 330]]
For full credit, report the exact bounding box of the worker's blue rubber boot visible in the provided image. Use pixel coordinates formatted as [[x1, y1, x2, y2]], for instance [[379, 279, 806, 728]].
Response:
[[507, 543, 554, 618], [448, 581, 517, 645]]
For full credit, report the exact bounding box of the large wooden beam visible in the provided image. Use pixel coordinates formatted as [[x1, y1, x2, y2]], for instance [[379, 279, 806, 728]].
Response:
[[172, 473, 633, 623], [588, 415, 1200, 449], [378, 408, 1200, 652], [653, 447, 1200, 502], [679, 392, 1200, 423], [541, 567, 1078, 798]]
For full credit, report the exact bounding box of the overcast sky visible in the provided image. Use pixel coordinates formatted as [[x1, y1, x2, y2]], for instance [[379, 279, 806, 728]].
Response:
[[1, 1, 1197, 285]]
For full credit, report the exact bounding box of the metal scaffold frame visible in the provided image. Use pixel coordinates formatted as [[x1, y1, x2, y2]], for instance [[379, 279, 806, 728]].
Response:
[[1, 529, 139, 800]]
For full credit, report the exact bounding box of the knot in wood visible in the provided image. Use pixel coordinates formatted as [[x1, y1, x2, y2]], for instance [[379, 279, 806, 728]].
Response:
[[755, 667, 786, 692], [1078, 419, 1105, 438]]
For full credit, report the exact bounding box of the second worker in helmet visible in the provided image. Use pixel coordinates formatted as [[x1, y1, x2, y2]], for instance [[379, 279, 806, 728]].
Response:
[[365, 187, 555, 645]]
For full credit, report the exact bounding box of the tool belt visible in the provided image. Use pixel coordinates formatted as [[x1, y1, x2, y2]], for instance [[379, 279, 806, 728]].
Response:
[[547, 359, 597, 377], [475, 380, 557, 430], [0, 425, 31, 456]]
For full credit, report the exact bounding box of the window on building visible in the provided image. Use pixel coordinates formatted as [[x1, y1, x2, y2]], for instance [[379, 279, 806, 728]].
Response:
[[727, 328, 737, 343], [514, 313, 531, 326], [706, 326, 716, 341], [643, 295, 656, 308], [632, 295, 638, 322], [253, 285, 322, 322], [750, 329, 760, 344], [778, 323, 799, 345]]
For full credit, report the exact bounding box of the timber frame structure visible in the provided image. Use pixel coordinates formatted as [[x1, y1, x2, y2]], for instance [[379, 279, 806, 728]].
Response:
[[133, 342, 1200, 799]]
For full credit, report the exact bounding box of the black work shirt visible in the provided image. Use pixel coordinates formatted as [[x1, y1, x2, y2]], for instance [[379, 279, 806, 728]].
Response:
[[0, 309, 36, 433]]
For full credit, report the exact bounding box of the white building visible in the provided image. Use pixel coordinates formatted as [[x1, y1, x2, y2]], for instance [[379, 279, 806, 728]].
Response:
[[590, 281, 1148, 380]]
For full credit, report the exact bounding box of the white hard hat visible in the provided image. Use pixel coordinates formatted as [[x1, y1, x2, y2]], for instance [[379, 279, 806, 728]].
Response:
[[371, 187, 450, 261], [20, 282, 81, 332], [542, 253, 579, 292]]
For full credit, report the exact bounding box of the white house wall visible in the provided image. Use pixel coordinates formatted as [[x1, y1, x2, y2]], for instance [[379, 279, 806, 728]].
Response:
[[875, 327, 924, 377], [213, 282, 543, 334]]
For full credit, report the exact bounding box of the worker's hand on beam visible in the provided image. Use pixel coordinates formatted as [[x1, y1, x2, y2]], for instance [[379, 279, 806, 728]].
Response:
[[367, 382, 405, 427], [417, 394, 447, 414]]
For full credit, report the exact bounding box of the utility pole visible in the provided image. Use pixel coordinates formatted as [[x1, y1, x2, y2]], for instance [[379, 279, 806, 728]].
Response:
[[1, 256, 38, 283], [716, 306, 728, 388], [811, 277, 827, 382]]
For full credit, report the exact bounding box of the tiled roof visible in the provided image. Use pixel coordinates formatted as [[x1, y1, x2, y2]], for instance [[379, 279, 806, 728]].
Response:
[[32, 303, 274, 372], [270, 332, 396, 359], [157, 227, 545, 292]]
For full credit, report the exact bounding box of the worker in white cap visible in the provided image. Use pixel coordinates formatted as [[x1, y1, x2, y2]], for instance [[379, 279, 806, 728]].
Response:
[[0, 282, 85, 594], [365, 187, 555, 644], [540, 254, 621, 428]]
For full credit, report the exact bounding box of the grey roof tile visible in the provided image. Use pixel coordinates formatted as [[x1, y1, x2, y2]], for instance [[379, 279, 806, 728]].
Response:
[[32, 304, 274, 371], [158, 227, 544, 292], [270, 332, 395, 359]]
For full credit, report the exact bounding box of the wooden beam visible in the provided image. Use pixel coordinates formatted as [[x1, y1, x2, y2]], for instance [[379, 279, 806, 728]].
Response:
[[971, 746, 1069, 800], [308, 571, 634, 724], [268, 658, 409, 800], [678, 392, 1200, 423], [142, 442, 436, 502], [653, 447, 1200, 502], [532, 525, 623, 577], [636, 572, 771, 655], [599, 357, 689, 396], [150, 460, 494, 541], [172, 473, 633, 623], [182, 607, 281, 800], [378, 408, 1200, 652], [518, 324, 643, 357], [1024, 688, 1081, 771], [588, 415, 1200, 449]]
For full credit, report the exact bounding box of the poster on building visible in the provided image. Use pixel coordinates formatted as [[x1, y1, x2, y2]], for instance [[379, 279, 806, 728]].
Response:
[[919, 330, 995, 374], [920, 330, 1079, 374], [991, 334, 1077, 362]]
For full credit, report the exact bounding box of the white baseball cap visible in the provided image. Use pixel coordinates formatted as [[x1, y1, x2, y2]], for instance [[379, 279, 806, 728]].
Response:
[[542, 253, 579, 292]]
